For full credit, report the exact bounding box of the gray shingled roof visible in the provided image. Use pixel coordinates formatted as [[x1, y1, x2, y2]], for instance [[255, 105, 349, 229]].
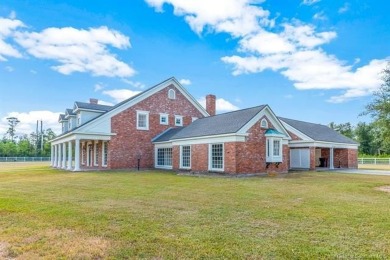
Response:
[[75, 101, 112, 112], [279, 117, 358, 144], [152, 127, 184, 142], [58, 114, 66, 121], [153, 106, 266, 142], [65, 109, 76, 116]]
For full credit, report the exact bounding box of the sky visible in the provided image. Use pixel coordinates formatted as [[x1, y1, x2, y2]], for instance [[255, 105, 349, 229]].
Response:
[[0, 0, 389, 137]]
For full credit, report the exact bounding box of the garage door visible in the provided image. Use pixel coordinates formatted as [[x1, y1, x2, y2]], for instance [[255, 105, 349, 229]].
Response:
[[290, 149, 310, 168]]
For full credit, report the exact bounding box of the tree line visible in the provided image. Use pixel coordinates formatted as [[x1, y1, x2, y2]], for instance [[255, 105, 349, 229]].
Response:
[[0, 118, 56, 157]]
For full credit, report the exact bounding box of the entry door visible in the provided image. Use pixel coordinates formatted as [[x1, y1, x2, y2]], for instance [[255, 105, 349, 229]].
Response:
[[290, 149, 310, 168]]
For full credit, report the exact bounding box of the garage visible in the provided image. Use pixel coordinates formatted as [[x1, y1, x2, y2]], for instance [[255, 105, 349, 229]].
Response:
[[290, 148, 310, 169]]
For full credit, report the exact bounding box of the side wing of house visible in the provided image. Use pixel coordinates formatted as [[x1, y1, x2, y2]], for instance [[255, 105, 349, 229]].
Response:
[[279, 117, 359, 170], [153, 105, 292, 174]]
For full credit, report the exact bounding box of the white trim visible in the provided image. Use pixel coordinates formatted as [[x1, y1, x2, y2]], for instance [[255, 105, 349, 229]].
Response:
[[171, 134, 247, 146], [266, 137, 283, 163], [175, 115, 183, 126], [288, 140, 359, 149], [238, 106, 291, 140], [136, 110, 149, 130], [180, 145, 191, 169], [160, 113, 169, 125], [208, 143, 224, 172], [51, 132, 113, 144], [192, 117, 198, 122]]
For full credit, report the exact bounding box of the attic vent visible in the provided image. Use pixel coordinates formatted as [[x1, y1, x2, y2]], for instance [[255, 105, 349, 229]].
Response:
[[261, 118, 268, 128], [168, 89, 176, 100]]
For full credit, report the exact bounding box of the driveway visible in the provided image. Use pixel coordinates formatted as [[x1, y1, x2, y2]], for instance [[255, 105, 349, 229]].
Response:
[[332, 169, 390, 176]]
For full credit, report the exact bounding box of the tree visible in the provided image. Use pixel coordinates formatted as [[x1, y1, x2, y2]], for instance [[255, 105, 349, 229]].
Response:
[[362, 62, 390, 153], [6, 117, 20, 142], [329, 122, 354, 139], [354, 122, 375, 155]]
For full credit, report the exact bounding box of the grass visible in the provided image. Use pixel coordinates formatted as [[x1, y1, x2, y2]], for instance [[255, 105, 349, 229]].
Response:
[[359, 163, 390, 170], [0, 163, 389, 259]]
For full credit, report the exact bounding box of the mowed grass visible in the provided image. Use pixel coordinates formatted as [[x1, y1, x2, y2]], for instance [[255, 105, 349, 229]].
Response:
[[359, 163, 390, 170], [0, 163, 389, 259]]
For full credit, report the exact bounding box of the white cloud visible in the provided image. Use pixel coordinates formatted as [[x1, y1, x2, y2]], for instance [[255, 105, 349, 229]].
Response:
[[102, 89, 142, 103], [14, 26, 135, 77], [198, 97, 239, 113], [0, 17, 24, 61], [146, 0, 387, 103], [338, 3, 350, 14], [313, 12, 327, 20], [302, 0, 320, 5], [94, 82, 104, 92], [122, 79, 146, 89], [179, 78, 191, 85], [5, 66, 13, 72], [145, 0, 271, 37], [0, 111, 62, 136], [96, 100, 114, 106]]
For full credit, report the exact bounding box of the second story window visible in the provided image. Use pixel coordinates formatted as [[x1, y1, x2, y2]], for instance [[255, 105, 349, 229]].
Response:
[[160, 113, 169, 125], [175, 115, 183, 126], [137, 111, 149, 130]]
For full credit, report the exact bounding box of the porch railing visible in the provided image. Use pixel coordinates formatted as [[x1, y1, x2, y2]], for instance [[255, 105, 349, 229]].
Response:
[[358, 158, 390, 165], [0, 157, 51, 162]]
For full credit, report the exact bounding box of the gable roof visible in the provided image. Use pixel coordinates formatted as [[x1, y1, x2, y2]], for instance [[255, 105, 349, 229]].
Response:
[[279, 117, 358, 145], [65, 109, 76, 117], [74, 102, 112, 112], [153, 106, 267, 142]]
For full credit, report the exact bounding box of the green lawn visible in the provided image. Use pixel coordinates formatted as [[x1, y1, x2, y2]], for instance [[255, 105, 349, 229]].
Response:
[[0, 163, 389, 259]]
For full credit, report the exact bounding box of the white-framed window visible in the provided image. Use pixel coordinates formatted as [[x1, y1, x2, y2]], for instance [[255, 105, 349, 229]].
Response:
[[102, 142, 108, 167], [68, 120, 72, 130], [77, 114, 81, 126], [266, 137, 282, 162], [137, 111, 149, 130], [168, 89, 176, 100], [209, 143, 224, 171], [81, 142, 85, 165], [180, 145, 191, 169], [160, 113, 169, 125], [156, 147, 172, 168], [261, 118, 268, 128], [175, 115, 183, 126], [94, 142, 99, 166], [192, 117, 198, 122]]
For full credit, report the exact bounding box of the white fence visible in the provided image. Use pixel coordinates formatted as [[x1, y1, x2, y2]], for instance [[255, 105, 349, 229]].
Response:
[[0, 157, 51, 162], [358, 158, 390, 165]]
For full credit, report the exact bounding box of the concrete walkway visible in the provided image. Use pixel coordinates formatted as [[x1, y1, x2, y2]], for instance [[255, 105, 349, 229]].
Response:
[[331, 168, 390, 176]]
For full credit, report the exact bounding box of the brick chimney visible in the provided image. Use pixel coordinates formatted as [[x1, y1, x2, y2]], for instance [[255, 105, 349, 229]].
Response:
[[89, 98, 98, 104], [206, 94, 216, 116]]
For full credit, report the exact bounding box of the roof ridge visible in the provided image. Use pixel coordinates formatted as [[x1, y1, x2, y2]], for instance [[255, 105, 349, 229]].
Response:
[[198, 104, 266, 120], [279, 117, 325, 126]]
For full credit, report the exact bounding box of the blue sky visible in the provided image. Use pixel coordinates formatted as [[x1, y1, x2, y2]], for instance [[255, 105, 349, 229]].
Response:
[[0, 0, 389, 136]]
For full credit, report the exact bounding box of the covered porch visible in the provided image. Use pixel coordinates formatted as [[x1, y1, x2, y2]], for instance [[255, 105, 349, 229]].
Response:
[[51, 133, 111, 171]]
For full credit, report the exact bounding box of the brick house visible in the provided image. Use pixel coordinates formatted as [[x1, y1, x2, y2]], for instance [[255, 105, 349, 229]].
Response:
[[51, 77, 358, 173]]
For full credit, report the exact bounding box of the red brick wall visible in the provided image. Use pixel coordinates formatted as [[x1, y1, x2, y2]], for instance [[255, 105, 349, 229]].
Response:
[[334, 148, 358, 168], [190, 144, 208, 172], [309, 147, 316, 170], [109, 85, 204, 169], [287, 130, 302, 141], [348, 149, 358, 168]]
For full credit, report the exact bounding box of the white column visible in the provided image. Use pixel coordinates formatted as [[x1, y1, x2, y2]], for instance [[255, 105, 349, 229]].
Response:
[[53, 145, 57, 167], [50, 145, 54, 166], [329, 147, 334, 170], [58, 144, 62, 168], [74, 139, 80, 171], [62, 142, 66, 168], [67, 141, 73, 170]]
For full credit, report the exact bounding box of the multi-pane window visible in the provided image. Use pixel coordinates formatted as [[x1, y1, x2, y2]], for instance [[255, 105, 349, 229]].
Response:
[[137, 111, 149, 130], [160, 114, 168, 125], [273, 140, 280, 156], [180, 145, 191, 168], [157, 148, 172, 168], [210, 144, 223, 170], [261, 118, 268, 128], [102, 142, 108, 167], [175, 115, 183, 126]]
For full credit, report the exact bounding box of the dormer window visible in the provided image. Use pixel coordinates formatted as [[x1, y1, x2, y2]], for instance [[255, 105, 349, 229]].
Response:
[[168, 89, 176, 100], [261, 118, 268, 128]]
